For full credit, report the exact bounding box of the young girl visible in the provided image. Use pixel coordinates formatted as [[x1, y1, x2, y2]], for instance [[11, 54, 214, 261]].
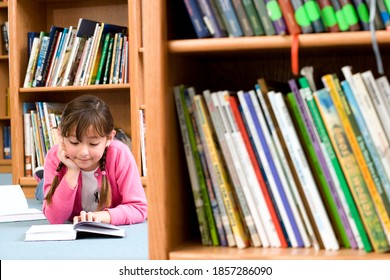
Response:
[[42, 95, 147, 226]]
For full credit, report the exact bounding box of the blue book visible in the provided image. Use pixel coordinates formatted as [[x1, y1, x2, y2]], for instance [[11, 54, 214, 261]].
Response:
[[3, 126, 11, 159], [342, 80, 390, 203], [242, 91, 304, 247], [183, 0, 212, 38], [197, 0, 228, 37], [214, 0, 244, 37]]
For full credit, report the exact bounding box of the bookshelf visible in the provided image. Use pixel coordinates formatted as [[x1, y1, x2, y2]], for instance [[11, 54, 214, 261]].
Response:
[[8, 0, 145, 196], [144, 0, 390, 259], [0, 1, 10, 173]]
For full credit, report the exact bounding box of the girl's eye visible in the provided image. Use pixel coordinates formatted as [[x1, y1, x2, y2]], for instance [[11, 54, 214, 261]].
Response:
[[69, 141, 79, 145], [90, 143, 99, 146]]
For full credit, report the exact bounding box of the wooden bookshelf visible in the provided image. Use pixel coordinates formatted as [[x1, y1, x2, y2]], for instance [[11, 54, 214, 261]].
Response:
[[0, 1, 9, 174], [144, 0, 390, 259], [9, 0, 145, 196]]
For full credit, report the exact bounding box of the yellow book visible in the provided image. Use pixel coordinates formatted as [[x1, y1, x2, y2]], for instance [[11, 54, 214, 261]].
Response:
[[193, 94, 250, 248], [322, 74, 390, 248]]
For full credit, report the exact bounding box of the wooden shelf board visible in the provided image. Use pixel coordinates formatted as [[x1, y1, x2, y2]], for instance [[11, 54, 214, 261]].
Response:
[[168, 31, 390, 54], [169, 243, 390, 260], [19, 176, 37, 187], [19, 84, 130, 93]]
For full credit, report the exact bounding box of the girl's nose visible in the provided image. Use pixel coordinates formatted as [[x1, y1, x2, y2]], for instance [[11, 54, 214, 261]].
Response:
[[79, 144, 89, 156]]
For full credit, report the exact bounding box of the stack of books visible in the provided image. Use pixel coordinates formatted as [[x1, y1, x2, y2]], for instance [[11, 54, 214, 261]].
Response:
[[23, 18, 128, 88], [174, 65, 390, 253]]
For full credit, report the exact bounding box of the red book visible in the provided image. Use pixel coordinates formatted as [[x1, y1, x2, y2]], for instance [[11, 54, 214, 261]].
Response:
[[277, 0, 301, 35], [228, 95, 288, 248]]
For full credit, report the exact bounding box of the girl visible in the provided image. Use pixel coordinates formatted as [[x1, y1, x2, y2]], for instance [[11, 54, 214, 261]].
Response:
[[42, 95, 147, 226]]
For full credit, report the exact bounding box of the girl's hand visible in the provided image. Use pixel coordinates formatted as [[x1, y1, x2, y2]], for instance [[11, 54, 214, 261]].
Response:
[[57, 142, 79, 170], [73, 210, 112, 224]]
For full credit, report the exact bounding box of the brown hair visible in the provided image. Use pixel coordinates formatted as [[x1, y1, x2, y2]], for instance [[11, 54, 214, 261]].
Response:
[[45, 95, 114, 210]]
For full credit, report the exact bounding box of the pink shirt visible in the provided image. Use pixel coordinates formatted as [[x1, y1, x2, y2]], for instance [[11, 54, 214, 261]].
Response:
[[42, 139, 147, 225]]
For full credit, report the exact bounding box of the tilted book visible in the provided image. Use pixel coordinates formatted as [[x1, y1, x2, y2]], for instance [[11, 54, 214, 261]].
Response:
[[25, 221, 125, 241]]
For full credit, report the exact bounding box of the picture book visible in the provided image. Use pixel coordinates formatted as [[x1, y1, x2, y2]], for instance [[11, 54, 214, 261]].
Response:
[[25, 221, 125, 241]]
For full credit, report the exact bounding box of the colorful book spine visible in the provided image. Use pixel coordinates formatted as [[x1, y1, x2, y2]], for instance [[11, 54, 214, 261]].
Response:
[[183, 0, 212, 38], [197, 0, 229, 37], [193, 94, 250, 248], [303, 84, 372, 252], [303, 0, 326, 32], [330, 0, 350, 31], [253, 0, 276, 35], [268, 91, 339, 251], [350, 0, 369, 29], [264, 0, 288, 34], [242, 0, 266, 35], [314, 88, 389, 252], [231, 0, 254, 35], [187, 89, 228, 246], [291, 78, 357, 248], [228, 94, 289, 248], [322, 74, 390, 247], [241, 91, 304, 247], [317, 0, 341, 32], [338, 0, 361, 30], [214, 0, 244, 37], [173, 86, 213, 246], [277, 0, 302, 34], [291, 0, 314, 33], [204, 90, 263, 247], [377, 0, 390, 29]]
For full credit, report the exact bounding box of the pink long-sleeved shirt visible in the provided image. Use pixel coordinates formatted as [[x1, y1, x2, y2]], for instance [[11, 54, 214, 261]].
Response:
[[42, 139, 147, 225]]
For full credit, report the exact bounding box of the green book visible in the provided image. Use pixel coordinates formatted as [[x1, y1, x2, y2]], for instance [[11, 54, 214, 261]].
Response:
[[314, 88, 389, 253], [95, 33, 111, 84], [286, 91, 351, 248], [300, 78, 372, 252], [242, 0, 265, 35], [102, 36, 114, 84]]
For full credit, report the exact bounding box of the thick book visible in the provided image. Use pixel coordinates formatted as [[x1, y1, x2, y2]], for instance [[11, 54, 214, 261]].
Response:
[[197, 0, 229, 37], [183, 0, 212, 38], [214, 0, 244, 37], [253, 0, 276, 35], [0, 185, 46, 223], [25, 221, 125, 241], [264, 0, 288, 35]]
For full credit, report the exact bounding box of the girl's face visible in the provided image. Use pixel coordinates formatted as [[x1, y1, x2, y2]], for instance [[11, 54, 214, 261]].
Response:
[[63, 126, 115, 171]]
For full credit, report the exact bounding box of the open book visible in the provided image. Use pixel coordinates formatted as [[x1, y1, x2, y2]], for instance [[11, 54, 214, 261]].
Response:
[[25, 221, 126, 241], [0, 185, 46, 222]]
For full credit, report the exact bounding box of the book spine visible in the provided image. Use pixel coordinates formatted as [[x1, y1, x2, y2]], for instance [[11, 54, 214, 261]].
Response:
[[330, 0, 350, 30], [32, 36, 50, 87], [23, 37, 40, 88], [351, 0, 370, 30], [241, 91, 304, 247], [188, 89, 228, 246], [317, 0, 341, 31], [304, 86, 371, 251], [303, 0, 326, 32], [197, 0, 229, 37], [206, 90, 263, 247], [323, 74, 390, 247], [228, 94, 289, 248], [183, 0, 212, 38], [193, 94, 250, 248], [377, 0, 390, 29], [314, 88, 389, 252], [264, 0, 288, 34], [242, 0, 266, 35], [231, 0, 254, 35], [253, 0, 276, 35], [173, 86, 213, 246], [338, 0, 361, 30], [291, 0, 314, 33], [277, 0, 302, 34], [214, 0, 244, 37], [268, 91, 339, 251], [289, 78, 357, 248]]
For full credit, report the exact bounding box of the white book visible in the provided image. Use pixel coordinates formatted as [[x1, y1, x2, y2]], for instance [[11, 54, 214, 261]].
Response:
[[23, 37, 40, 88], [237, 90, 297, 247], [139, 109, 147, 177], [80, 23, 100, 85], [208, 90, 263, 248], [249, 90, 308, 248], [269, 91, 339, 251], [0, 185, 46, 223], [44, 31, 64, 87], [362, 70, 390, 141], [73, 37, 92, 86], [25, 221, 125, 241], [376, 76, 390, 110], [51, 26, 74, 86], [257, 87, 315, 249]]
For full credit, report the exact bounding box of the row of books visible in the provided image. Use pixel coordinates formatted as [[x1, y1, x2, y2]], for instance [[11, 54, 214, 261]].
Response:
[[3, 125, 11, 159], [184, 0, 390, 38], [23, 18, 128, 88], [23, 102, 65, 176], [1, 21, 9, 54], [174, 66, 390, 252]]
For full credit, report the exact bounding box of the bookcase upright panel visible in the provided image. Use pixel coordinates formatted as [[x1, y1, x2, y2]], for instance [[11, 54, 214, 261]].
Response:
[[144, 0, 390, 259]]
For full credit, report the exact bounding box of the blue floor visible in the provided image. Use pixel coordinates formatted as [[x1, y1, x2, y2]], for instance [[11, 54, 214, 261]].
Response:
[[0, 173, 12, 185]]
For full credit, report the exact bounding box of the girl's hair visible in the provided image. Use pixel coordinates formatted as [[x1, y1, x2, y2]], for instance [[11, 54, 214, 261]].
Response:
[[45, 95, 114, 210]]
